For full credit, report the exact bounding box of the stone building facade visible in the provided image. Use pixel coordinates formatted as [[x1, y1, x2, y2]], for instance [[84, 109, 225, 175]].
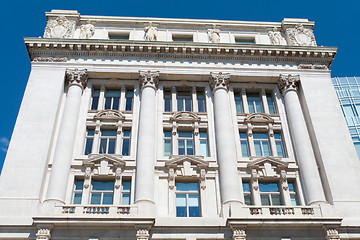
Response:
[[0, 9, 360, 240]]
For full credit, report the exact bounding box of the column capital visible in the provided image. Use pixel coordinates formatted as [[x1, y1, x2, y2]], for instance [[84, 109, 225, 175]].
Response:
[[326, 228, 340, 240], [66, 68, 88, 89], [136, 229, 150, 240], [210, 72, 230, 91], [278, 74, 300, 94], [36, 228, 51, 240], [233, 229, 247, 240], [139, 70, 159, 90]]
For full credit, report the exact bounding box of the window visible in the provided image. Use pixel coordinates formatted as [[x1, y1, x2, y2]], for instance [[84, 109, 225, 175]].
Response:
[[84, 129, 94, 155], [164, 90, 172, 112], [253, 133, 271, 156], [197, 91, 206, 112], [274, 133, 286, 158], [242, 182, 252, 205], [91, 89, 100, 110], [240, 132, 249, 157], [247, 93, 263, 113], [259, 182, 281, 206], [109, 33, 129, 40], [267, 93, 276, 114], [173, 35, 193, 42], [125, 90, 134, 111], [104, 89, 120, 110], [199, 131, 208, 157], [121, 180, 131, 205], [288, 183, 299, 206], [176, 182, 200, 217], [164, 131, 172, 156], [177, 91, 192, 112], [234, 92, 243, 114], [72, 180, 84, 204], [178, 132, 194, 155], [235, 36, 255, 44], [99, 130, 117, 154], [90, 180, 114, 205], [122, 130, 131, 156]]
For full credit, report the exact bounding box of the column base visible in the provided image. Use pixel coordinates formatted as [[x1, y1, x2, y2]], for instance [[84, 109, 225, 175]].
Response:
[[308, 200, 329, 206], [221, 200, 244, 218], [135, 199, 156, 217]]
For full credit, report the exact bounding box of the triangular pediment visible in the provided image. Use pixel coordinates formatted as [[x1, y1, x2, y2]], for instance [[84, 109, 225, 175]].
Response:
[[247, 156, 287, 168], [166, 155, 208, 167], [84, 154, 125, 167], [94, 110, 125, 121], [244, 113, 274, 123], [170, 112, 200, 122]]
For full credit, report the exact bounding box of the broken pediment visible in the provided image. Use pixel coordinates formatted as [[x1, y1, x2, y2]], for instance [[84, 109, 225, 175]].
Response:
[[83, 155, 125, 175], [170, 112, 200, 123], [94, 110, 125, 121], [166, 155, 208, 168], [248, 156, 288, 177], [244, 113, 274, 124]]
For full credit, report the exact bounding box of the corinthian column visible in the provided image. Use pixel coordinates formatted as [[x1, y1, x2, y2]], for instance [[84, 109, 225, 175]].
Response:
[[134, 70, 159, 215], [279, 74, 327, 205], [210, 72, 243, 211], [45, 69, 88, 204]]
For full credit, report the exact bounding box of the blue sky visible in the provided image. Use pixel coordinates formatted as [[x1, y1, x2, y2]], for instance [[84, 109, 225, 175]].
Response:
[[0, 0, 359, 172]]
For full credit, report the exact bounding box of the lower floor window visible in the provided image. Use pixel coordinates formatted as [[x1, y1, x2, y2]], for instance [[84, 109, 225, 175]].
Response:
[[176, 182, 200, 217], [259, 182, 281, 206], [91, 180, 114, 205]]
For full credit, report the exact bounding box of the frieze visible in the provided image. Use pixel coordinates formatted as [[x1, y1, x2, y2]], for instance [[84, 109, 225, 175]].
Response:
[[33, 57, 68, 62], [298, 64, 327, 69]]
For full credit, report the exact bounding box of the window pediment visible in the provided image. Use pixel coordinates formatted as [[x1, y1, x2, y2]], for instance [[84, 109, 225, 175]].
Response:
[[170, 112, 200, 123], [83, 155, 125, 176], [248, 156, 288, 178], [244, 113, 274, 124], [94, 110, 125, 121], [166, 155, 208, 168]]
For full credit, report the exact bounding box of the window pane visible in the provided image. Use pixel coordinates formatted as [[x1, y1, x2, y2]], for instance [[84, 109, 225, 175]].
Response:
[[200, 132, 207, 139], [276, 142, 284, 158], [91, 97, 99, 110], [178, 140, 185, 155], [125, 90, 133, 111], [103, 193, 113, 205], [241, 141, 249, 157], [112, 97, 120, 110], [123, 130, 131, 137], [261, 195, 270, 206], [108, 139, 116, 154], [188, 195, 200, 217], [259, 183, 279, 192], [122, 193, 130, 205], [271, 195, 281, 205], [177, 99, 184, 111], [254, 142, 262, 156], [343, 105, 355, 117], [255, 100, 263, 113], [99, 139, 107, 154], [75, 180, 84, 190], [288, 183, 295, 192], [253, 133, 267, 139], [91, 193, 101, 204], [268, 100, 275, 114], [262, 141, 271, 156], [123, 181, 131, 191], [164, 131, 172, 138], [198, 99, 205, 112], [122, 139, 130, 156], [244, 194, 252, 205], [102, 131, 117, 136], [235, 100, 243, 114], [84, 139, 93, 155], [185, 99, 192, 111], [242, 183, 250, 192], [187, 140, 194, 155], [290, 195, 299, 206], [104, 98, 112, 110], [200, 140, 208, 157], [178, 132, 193, 138], [165, 98, 171, 112], [176, 194, 187, 217], [164, 140, 171, 156], [73, 193, 82, 204], [176, 182, 198, 191], [248, 101, 255, 113], [93, 181, 114, 191]]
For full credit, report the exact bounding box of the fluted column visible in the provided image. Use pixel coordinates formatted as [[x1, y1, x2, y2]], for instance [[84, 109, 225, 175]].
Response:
[[134, 70, 159, 215], [279, 74, 327, 205], [210, 72, 243, 209], [45, 69, 88, 204]]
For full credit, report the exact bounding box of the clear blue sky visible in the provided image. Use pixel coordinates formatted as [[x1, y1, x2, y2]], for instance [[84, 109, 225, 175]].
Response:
[[0, 0, 359, 172]]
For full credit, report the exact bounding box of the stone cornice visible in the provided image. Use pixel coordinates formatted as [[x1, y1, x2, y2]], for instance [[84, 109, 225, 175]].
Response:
[[24, 38, 337, 67]]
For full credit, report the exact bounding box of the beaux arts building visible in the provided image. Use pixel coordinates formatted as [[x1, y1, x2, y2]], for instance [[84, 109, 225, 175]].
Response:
[[0, 9, 360, 240]]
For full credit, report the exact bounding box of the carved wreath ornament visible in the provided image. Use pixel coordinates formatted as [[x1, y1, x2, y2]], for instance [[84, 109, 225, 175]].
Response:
[[286, 24, 317, 46], [44, 16, 76, 38]]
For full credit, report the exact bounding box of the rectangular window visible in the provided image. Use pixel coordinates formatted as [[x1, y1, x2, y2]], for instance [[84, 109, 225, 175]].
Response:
[[84, 129, 94, 155], [72, 180, 84, 204], [259, 182, 281, 206], [288, 183, 299, 206], [247, 93, 263, 113], [178, 132, 194, 155], [235, 36, 255, 44], [176, 182, 200, 217], [125, 90, 134, 111], [234, 92, 243, 114], [90, 180, 114, 205], [253, 133, 271, 156], [177, 91, 192, 112], [121, 180, 131, 205], [104, 89, 120, 110], [99, 130, 117, 154], [173, 35, 193, 42], [164, 90, 172, 112], [197, 91, 206, 112], [274, 133, 286, 158], [109, 33, 129, 40], [267, 93, 276, 114], [122, 130, 131, 156], [242, 182, 252, 205], [164, 131, 172, 156], [199, 131, 208, 157], [91, 89, 100, 110], [240, 132, 249, 157]]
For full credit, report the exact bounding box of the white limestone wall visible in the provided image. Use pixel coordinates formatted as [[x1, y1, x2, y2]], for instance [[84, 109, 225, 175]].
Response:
[[299, 73, 360, 206]]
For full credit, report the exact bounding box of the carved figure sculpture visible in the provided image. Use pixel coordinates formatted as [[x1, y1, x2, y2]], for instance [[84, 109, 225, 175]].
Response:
[[208, 24, 220, 43], [286, 24, 317, 46], [80, 21, 95, 39], [43, 16, 76, 38], [268, 27, 286, 45], [144, 22, 158, 41]]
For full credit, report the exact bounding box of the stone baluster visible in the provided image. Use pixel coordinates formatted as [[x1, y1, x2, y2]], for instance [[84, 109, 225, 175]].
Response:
[[279, 74, 327, 205], [134, 70, 159, 215], [45, 69, 88, 204], [210, 72, 243, 212]]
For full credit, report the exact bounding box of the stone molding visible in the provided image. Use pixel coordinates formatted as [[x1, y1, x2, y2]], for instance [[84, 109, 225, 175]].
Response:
[[94, 110, 125, 121], [136, 229, 150, 240], [286, 24, 317, 47], [32, 57, 68, 62], [36, 228, 51, 240], [298, 64, 327, 70], [278, 74, 300, 94], [139, 70, 160, 90], [44, 16, 76, 39], [170, 112, 201, 123], [210, 72, 230, 92], [326, 229, 340, 240], [233, 229, 247, 240], [66, 68, 88, 89], [244, 113, 274, 124]]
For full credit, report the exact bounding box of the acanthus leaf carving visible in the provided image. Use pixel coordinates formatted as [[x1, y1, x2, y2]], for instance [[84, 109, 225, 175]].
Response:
[[139, 70, 159, 90], [66, 68, 88, 89], [210, 72, 230, 91], [279, 74, 300, 94]]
